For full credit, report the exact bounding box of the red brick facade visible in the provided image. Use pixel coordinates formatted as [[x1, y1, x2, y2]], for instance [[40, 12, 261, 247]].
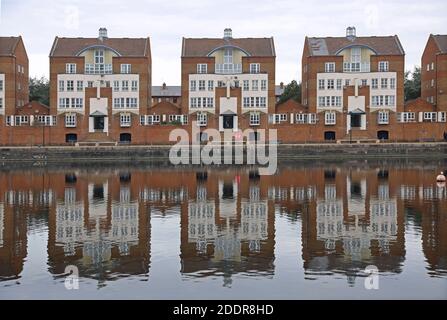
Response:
[[421, 34, 447, 110], [0, 29, 446, 146]]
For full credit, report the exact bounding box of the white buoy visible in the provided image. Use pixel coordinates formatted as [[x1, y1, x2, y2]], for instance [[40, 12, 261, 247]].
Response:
[[436, 172, 446, 182]]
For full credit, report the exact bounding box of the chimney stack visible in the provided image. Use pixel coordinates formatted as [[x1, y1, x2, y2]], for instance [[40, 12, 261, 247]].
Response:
[[99, 27, 108, 41], [346, 26, 356, 41], [224, 28, 232, 40]]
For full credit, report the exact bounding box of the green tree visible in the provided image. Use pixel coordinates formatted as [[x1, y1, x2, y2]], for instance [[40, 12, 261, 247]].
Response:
[[278, 80, 301, 104], [404, 66, 421, 102], [29, 76, 50, 106]]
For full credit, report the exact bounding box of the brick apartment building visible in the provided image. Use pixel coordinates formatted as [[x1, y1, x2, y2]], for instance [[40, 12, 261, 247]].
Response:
[[181, 28, 276, 142], [0, 36, 31, 145], [422, 34, 447, 108], [49, 28, 152, 144], [271, 27, 447, 143], [1, 28, 446, 146], [300, 27, 406, 142]]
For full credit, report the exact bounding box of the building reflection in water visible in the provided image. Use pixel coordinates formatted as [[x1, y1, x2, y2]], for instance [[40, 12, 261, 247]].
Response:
[[300, 168, 406, 284], [180, 171, 275, 287], [47, 171, 150, 287], [0, 163, 446, 288]]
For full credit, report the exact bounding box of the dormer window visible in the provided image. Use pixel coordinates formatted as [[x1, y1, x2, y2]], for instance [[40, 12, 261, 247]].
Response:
[[224, 48, 233, 64], [94, 50, 104, 64]]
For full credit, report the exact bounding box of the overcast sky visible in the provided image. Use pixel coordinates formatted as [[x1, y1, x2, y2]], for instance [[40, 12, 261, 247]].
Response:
[[1, 0, 446, 85]]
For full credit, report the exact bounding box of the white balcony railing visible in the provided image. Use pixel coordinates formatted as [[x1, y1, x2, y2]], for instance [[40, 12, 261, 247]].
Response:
[[343, 62, 370, 73], [85, 63, 113, 75], [215, 63, 242, 74]]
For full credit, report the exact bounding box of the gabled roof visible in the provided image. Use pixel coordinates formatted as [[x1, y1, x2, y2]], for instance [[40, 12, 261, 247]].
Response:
[[152, 85, 181, 97], [90, 111, 106, 117], [306, 35, 404, 56], [349, 108, 366, 115], [0, 36, 21, 56], [182, 37, 275, 57], [16, 101, 50, 115], [432, 35, 447, 54], [49, 37, 150, 57]]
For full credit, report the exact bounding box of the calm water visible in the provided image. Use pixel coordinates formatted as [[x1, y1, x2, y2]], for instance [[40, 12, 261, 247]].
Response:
[[0, 160, 446, 299]]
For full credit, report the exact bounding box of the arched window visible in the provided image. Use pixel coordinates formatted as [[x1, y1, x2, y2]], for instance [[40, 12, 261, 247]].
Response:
[[65, 133, 77, 143], [120, 133, 132, 143], [377, 131, 389, 140], [324, 131, 336, 141]]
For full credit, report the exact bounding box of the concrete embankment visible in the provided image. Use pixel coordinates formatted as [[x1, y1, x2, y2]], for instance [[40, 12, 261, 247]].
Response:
[[0, 143, 447, 163]]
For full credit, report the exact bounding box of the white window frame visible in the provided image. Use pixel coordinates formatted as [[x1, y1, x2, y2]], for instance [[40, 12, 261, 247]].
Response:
[[243, 80, 249, 91], [190, 80, 196, 92], [113, 80, 120, 92], [208, 80, 214, 91], [66, 80, 74, 92], [243, 97, 250, 108], [120, 113, 131, 127], [122, 80, 129, 91], [131, 80, 138, 92], [198, 80, 206, 91], [145, 115, 160, 125], [250, 112, 260, 126], [378, 111, 389, 124], [197, 112, 207, 126], [94, 50, 105, 64], [250, 63, 260, 74], [378, 61, 389, 72], [324, 111, 336, 125], [336, 79, 342, 90], [120, 64, 131, 74], [252, 80, 259, 91], [76, 81, 83, 92], [65, 114, 76, 127], [318, 79, 325, 90], [273, 114, 287, 123], [261, 80, 267, 91], [390, 78, 396, 89], [423, 112, 437, 122], [66, 63, 76, 74], [59, 98, 70, 108], [197, 64, 207, 74], [296, 113, 307, 124], [325, 62, 335, 73]]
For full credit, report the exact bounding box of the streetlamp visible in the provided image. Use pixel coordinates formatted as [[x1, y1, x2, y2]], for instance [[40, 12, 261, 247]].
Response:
[[34, 109, 44, 147]]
